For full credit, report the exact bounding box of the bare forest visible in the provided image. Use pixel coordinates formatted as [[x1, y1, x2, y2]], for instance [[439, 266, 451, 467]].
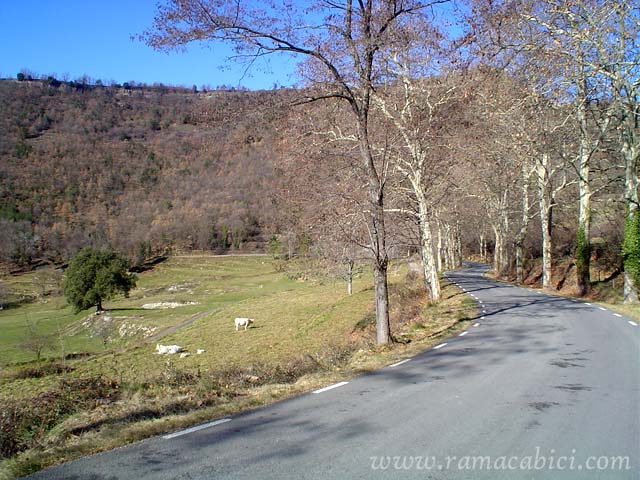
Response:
[[0, 80, 295, 266]]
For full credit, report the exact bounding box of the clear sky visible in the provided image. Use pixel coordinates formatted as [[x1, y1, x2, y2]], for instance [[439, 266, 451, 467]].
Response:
[[0, 1, 298, 90]]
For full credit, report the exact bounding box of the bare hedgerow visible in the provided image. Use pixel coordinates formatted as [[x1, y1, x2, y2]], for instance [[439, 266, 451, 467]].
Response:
[[0, 375, 119, 458]]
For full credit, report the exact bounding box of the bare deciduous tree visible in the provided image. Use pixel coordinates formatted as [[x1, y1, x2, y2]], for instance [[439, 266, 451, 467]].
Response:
[[468, 0, 638, 299], [143, 0, 449, 343], [17, 320, 54, 362]]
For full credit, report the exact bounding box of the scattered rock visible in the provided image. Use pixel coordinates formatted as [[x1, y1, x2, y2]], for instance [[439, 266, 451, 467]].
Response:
[[142, 301, 198, 309], [118, 323, 157, 338], [166, 282, 197, 294]]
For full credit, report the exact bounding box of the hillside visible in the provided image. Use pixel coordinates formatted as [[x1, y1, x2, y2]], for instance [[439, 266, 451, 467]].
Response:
[[0, 79, 296, 267]]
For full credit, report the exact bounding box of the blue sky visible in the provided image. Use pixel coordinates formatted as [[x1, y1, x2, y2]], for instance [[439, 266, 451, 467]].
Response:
[[0, 1, 298, 90]]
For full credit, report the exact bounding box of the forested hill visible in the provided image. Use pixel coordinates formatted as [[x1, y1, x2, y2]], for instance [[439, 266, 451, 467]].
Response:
[[0, 79, 295, 266]]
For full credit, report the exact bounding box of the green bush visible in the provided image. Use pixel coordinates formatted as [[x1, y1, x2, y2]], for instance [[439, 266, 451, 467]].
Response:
[[622, 208, 640, 287], [576, 226, 591, 272]]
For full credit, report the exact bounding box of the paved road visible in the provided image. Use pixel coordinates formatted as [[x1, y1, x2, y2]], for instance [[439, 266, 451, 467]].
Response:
[[25, 263, 639, 479]]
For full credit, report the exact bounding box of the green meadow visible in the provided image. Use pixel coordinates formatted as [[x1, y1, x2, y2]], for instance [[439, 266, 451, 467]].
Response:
[[0, 255, 374, 387]]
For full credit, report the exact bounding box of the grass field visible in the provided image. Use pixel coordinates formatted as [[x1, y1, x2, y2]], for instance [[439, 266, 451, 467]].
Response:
[[0, 255, 376, 392], [0, 255, 477, 479]]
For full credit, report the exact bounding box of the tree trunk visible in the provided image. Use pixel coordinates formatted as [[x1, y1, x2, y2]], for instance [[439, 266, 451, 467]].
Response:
[[537, 153, 554, 290], [492, 224, 503, 274], [418, 211, 441, 300], [623, 269, 638, 304], [96, 298, 103, 313], [515, 239, 525, 284], [371, 209, 391, 343], [446, 224, 456, 270], [414, 184, 441, 301], [455, 219, 463, 268], [515, 163, 531, 284], [575, 201, 591, 296], [500, 212, 510, 273], [576, 78, 592, 296], [357, 123, 391, 344], [436, 220, 443, 272], [373, 262, 390, 344], [540, 203, 553, 290], [492, 220, 510, 275], [623, 142, 639, 303], [346, 260, 353, 296]]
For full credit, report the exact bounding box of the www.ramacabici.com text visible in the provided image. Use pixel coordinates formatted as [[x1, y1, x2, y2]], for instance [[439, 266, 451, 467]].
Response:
[[370, 448, 631, 472]]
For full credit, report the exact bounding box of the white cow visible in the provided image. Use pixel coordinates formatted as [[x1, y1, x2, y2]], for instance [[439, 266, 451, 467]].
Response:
[[155, 344, 182, 354], [234, 317, 254, 331]]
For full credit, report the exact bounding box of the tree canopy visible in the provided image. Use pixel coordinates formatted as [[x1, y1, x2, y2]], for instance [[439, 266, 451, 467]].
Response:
[[63, 248, 137, 313]]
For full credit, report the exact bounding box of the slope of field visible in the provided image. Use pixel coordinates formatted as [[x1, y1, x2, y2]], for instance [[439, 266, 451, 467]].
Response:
[[0, 255, 371, 378]]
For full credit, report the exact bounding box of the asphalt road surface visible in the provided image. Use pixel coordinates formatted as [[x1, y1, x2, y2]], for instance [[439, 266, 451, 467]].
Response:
[[25, 262, 639, 479]]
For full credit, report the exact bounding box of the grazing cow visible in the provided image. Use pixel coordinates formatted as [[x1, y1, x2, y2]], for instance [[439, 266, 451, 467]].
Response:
[[155, 344, 182, 354], [234, 317, 254, 331]]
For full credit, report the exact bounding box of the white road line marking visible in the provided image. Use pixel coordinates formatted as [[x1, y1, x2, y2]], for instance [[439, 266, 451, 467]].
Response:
[[473, 322, 480, 327], [313, 381, 349, 394], [613, 313, 622, 318], [388, 359, 411, 368], [585, 302, 592, 306], [628, 321, 638, 327], [480, 316, 485, 320], [163, 418, 232, 439], [433, 343, 448, 350], [459, 331, 468, 337], [598, 307, 607, 311]]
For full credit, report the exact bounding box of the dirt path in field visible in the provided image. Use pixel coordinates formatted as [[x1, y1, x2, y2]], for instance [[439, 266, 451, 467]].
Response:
[[143, 309, 219, 343]]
